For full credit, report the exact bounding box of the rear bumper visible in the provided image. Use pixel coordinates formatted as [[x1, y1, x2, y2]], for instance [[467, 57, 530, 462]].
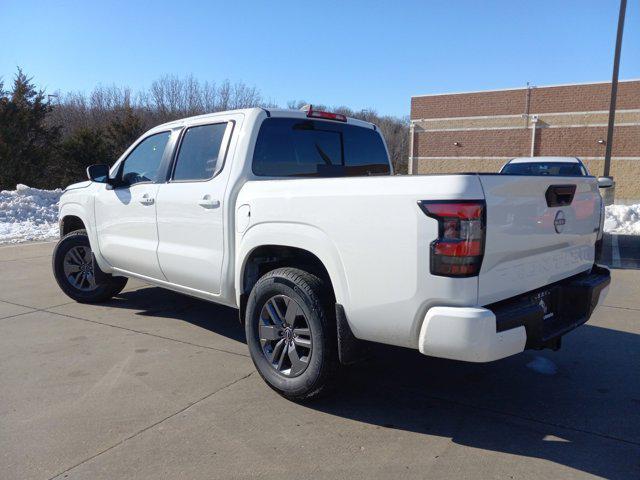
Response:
[[418, 265, 611, 362]]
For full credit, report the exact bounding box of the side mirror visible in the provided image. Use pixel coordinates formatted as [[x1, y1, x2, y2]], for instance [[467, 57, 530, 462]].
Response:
[[86, 164, 111, 184], [597, 176, 614, 189]]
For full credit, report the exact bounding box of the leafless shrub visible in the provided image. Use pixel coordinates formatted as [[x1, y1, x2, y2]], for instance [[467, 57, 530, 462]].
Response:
[[50, 75, 270, 135], [139, 75, 266, 121]]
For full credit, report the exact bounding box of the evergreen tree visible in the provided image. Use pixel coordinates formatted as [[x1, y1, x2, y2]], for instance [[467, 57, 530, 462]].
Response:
[[0, 69, 60, 189], [56, 127, 111, 186], [105, 106, 145, 160]]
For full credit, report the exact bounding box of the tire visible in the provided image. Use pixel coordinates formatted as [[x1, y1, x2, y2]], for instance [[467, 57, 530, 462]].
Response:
[[52, 229, 128, 303], [245, 267, 339, 401]]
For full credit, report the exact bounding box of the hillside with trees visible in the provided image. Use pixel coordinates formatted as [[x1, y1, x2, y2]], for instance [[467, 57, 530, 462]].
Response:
[[0, 69, 408, 190]]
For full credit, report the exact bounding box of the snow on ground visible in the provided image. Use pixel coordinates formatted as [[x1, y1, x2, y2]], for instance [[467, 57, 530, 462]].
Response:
[[0, 185, 63, 244], [1, 184, 639, 244], [604, 203, 640, 235]]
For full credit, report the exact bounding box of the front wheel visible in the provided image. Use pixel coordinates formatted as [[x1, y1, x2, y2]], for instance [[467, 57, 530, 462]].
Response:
[[245, 267, 339, 401], [52, 230, 128, 303]]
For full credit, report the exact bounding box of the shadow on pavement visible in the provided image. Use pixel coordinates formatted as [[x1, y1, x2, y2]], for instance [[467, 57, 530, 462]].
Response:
[[106, 286, 246, 343], [311, 331, 639, 479], [106, 286, 639, 479]]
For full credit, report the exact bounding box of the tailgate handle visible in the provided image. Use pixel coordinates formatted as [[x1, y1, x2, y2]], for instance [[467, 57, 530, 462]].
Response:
[[545, 184, 576, 207]]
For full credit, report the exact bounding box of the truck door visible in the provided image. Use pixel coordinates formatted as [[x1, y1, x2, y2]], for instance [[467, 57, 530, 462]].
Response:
[[155, 116, 239, 295], [94, 131, 173, 280]]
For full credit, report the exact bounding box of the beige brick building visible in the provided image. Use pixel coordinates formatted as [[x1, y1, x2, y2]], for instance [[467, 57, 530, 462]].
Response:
[[409, 80, 640, 202]]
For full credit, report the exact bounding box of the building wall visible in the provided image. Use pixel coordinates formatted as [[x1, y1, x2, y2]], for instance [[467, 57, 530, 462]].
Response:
[[410, 80, 640, 202]]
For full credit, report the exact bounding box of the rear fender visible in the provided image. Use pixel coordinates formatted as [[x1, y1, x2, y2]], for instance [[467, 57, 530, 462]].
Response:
[[236, 222, 350, 310]]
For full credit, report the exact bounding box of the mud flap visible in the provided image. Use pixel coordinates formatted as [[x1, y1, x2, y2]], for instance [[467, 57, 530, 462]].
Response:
[[336, 304, 369, 365], [91, 253, 109, 284]]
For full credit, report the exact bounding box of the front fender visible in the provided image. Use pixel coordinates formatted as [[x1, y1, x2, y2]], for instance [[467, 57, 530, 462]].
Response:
[[58, 202, 88, 231], [235, 222, 350, 309], [58, 195, 113, 274]]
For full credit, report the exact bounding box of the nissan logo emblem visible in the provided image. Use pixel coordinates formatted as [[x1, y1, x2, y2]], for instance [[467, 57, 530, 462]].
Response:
[[554, 210, 566, 234]]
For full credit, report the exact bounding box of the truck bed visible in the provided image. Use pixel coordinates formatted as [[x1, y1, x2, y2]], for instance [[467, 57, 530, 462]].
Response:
[[237, 173, 601, 349]]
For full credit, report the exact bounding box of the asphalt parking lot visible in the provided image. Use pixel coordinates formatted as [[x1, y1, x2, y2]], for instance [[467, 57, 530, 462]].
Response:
[[1, 237, 639, 479]]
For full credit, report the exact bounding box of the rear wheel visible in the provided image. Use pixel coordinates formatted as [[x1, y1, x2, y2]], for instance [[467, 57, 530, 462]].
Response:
[[53, 230, 127, 303], [245, 267, 338, 401]]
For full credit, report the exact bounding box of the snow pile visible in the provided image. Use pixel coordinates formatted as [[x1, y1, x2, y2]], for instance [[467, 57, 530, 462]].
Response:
[[0, 184, 63, 244], [604, 203, 640, 235]]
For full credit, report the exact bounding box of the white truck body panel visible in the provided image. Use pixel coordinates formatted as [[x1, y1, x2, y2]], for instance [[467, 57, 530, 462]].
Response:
[[154, 115, 241, 294], [418, 307, 527, 362], [94, 182, 165, 279], [236, 174, 483, 348]]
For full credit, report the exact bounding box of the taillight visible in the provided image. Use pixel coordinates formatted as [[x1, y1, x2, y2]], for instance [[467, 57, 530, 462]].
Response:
[[418, 200, 486, 277]]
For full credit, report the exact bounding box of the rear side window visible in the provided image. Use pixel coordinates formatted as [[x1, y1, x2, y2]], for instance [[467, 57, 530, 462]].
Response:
[[252, 118, 390, 177], [501, 162, 586, 176], [172, 123, 228, 181]]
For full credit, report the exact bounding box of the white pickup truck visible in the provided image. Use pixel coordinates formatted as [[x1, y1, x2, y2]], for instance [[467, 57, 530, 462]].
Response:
[[54, 107, 610, 400]]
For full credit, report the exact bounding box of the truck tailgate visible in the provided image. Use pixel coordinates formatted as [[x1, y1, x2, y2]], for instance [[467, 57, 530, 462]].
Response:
[[478, 175, 600, 305]]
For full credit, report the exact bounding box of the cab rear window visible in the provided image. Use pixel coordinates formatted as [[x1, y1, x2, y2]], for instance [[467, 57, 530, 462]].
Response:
[[252, 118, 390, 177]]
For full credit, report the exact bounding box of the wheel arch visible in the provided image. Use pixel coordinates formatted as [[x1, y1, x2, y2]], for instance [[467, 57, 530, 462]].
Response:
[[59, 203, 90, 236], [236, 223, 350, 321], [59, 215, 86, 236]]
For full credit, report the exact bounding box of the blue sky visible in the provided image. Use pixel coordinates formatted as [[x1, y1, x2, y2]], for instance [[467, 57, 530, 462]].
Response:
[[2, 0, 638, 117]]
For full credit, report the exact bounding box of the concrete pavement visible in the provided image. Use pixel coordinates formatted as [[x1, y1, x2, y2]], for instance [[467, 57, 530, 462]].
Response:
[[0, 240, 638, 479]]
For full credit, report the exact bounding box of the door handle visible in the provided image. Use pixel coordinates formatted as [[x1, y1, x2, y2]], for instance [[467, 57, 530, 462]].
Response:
[[139, 194, 155, 205], [197, 195, 220, 209]]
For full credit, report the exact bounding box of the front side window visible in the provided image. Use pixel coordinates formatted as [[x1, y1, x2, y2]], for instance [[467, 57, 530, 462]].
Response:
[[172, 123, 229, 181], [120, 132, 171, 186], [252, 118, 391, 177]]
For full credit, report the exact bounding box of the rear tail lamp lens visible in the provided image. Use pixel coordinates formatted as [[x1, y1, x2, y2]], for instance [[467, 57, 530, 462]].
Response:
[[418, 200, 486, 277]]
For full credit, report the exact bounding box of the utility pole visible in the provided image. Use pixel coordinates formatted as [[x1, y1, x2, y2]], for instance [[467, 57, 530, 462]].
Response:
[[408, 123, 415, 174], [603, 0, 627, 178], [529, 115, 539, 157]]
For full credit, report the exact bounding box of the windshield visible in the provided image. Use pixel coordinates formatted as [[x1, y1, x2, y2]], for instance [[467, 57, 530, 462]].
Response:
[[252, 118, 391, 177], [501, 162, 586, 176]]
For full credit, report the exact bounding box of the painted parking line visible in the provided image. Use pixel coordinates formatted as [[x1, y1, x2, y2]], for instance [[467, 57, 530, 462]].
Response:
[[611, 234, 622, 268]]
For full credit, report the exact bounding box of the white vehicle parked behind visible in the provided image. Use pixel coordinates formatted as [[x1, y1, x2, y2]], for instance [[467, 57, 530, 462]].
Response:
[[54, 108, 610, 400]]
